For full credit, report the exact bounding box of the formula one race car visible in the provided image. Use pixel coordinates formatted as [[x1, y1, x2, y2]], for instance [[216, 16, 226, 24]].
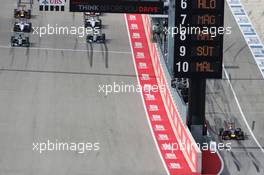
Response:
[[86, 32, 105, 43], [84, 17, 102, 29], [11, 33, 30, 47], [14, 5, 31, 19], [13, 20, 32, 33], [219, 122, 245, 140]]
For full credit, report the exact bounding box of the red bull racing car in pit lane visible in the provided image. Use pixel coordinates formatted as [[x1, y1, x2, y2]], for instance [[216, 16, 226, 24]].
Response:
[[219, 122, 245, 140]]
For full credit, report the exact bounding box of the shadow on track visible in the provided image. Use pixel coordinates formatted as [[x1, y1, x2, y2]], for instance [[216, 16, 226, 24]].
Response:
[[86, 42, 93, 67], [100, 42, 109, 68]]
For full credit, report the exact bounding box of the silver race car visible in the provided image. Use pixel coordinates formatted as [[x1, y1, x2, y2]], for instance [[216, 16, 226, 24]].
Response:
[[86, 30, 105, 43], [11, 33, 30, 47], [13, 19, 32, 33], [84, 16, 102, 29]]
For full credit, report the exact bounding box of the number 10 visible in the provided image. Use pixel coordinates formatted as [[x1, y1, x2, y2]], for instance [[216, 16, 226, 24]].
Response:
[[176, 62, 189, 72]]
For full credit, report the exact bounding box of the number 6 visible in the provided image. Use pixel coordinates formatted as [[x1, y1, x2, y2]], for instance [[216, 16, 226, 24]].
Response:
[[181, 0, 187, 9]]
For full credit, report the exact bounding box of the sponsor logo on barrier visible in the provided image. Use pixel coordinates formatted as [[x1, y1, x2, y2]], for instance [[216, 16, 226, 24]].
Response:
[[235, 15, 250, 24], [230, 5, 246, 15], [245, 36, 261, 45], [250, 45, 264, 57], [39, 0, 66, 11], [228, 0, 240, 5], [257, 59, 264, 67], [70, 0, 164, 14], [240, 24, 256, 35]]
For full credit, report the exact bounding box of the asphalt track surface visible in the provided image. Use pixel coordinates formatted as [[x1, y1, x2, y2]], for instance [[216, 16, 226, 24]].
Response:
[[1, 1, 264, 175], [0, 1, 166, 175], [206, 2, 264, 175]]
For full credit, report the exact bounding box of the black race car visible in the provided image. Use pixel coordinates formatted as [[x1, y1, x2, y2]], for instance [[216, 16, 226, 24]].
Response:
[[13, 20, 32, 33], [84, 17, 102, 29], [87, 32, 105, 43], [219, 123, 245, 140], [14, 6, 31, 19], [11, 33, 30, 47]]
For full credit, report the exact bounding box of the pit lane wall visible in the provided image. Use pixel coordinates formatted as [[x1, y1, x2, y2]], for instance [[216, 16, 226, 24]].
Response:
[[141, 14, 202, 173]]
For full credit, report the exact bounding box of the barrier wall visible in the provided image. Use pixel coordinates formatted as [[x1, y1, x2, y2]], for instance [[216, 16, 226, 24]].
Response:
[[141, 14, 202, 173]]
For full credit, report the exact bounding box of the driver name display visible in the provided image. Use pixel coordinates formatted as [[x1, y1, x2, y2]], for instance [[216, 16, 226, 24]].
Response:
[[173, 0, 225, 78]]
